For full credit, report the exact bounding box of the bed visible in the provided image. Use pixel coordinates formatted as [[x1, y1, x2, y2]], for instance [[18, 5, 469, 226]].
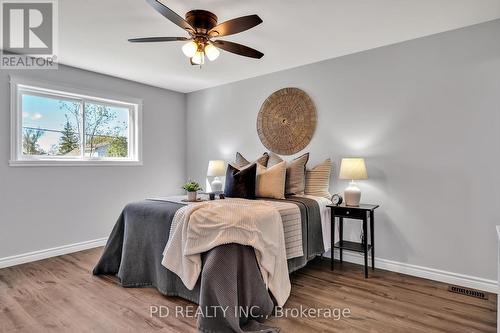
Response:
[[93, 195, 329, 332]]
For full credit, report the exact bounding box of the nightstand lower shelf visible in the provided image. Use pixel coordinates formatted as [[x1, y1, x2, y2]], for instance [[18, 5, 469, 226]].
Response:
[[334, 241, 372, 253]]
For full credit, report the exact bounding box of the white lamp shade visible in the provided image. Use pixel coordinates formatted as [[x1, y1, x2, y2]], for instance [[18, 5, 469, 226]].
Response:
[[192, 51, 205, 65], [205, 43, 220, 61], [207, 160, 226, 177], [182, 41, 197, 57], [339, 158, 368, 180]]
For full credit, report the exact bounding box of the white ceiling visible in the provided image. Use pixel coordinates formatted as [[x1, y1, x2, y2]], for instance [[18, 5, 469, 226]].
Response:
[[59, 0, 500, 93]]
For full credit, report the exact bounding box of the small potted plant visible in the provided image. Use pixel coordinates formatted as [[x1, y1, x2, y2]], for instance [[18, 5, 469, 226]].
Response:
[[182, 180, 203, 201]]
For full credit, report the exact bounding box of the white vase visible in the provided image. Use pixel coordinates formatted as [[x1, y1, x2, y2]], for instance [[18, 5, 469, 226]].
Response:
[[344, 182, 361, 206], [210, 177, 223, 193], [187, 191, 197, 201]]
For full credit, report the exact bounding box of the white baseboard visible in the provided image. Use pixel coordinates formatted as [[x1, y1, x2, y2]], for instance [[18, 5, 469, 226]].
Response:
[[0, 237, 108, 269], [326, 250, 498, 294], [1, 239, 496, 294]]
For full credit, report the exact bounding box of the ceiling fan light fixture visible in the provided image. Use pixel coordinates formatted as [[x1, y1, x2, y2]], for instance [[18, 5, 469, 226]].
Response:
[[129, 2, 264, 65], [204, 43, 220, 61], [182, 41, 198, 57], [192, 50, 205, 65]]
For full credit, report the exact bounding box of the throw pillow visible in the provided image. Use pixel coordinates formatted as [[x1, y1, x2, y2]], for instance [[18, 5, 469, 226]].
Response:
[[255, 161, 286, 199], [285, 153, 310, 195], [267, 152, 283, 167], [224, 163, 257, 199], [235, 152, 269, 168], [305, 159, 333, 199], [266, 152, 310, 195]]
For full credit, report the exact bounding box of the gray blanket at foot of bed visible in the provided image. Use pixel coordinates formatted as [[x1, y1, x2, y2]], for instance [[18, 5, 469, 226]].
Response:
[[199, 244, 276, 333]]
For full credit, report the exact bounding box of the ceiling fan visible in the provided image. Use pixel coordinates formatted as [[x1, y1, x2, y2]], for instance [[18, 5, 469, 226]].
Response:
[[129, 0, 264, 65]]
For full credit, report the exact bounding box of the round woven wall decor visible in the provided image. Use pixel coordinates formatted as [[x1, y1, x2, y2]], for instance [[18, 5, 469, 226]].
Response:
[[257, 88, 317, 155]]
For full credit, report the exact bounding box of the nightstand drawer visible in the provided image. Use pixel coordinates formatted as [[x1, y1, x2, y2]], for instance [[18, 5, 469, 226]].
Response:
[[331, 207, 366, 219]]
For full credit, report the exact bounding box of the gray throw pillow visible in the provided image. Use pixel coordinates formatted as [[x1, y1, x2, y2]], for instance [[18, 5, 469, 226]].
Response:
[[267, 152, 309, 195], [235, 152, 269, 168], [267, 152, 283, 167]]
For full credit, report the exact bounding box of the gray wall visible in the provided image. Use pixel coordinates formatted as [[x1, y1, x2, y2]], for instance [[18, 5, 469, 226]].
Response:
[[0, 65, 186, 258], [186, 20, 500, 280]]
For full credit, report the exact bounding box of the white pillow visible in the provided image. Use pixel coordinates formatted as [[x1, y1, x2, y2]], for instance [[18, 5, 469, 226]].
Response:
[[256, 161, 286, 199]]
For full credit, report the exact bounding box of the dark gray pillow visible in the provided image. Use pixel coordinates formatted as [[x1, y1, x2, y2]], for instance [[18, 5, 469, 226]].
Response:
[[224, 163, 257, 199]]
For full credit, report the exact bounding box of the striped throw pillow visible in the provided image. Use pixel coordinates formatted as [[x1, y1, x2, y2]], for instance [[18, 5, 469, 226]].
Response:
[[305, 159, 332, 199]]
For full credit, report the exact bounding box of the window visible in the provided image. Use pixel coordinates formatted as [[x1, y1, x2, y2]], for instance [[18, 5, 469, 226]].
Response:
[[10, 76, 142, 166]]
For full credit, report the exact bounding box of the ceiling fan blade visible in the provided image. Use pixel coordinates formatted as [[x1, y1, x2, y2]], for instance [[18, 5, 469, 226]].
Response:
[[145, 0, 194, 33], [128, 37, 188, 43], [208, 15, 263, 37], [213, 40, 264, 59]]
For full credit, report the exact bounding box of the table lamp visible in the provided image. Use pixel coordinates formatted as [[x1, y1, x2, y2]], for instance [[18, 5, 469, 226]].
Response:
[[339, 158, 368, 206], [207, 160, 225, 192]]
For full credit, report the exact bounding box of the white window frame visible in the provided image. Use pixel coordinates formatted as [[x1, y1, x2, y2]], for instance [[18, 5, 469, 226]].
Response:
[[9, 75, 143, 167]]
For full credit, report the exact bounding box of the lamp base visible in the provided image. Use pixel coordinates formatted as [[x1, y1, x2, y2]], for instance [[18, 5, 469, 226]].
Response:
[[211, 177, 223, 192], [344, 182, 361, 206]]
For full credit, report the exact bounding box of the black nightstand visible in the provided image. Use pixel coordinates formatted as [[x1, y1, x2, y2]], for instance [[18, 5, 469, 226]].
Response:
[[327, 203, 379, 278]]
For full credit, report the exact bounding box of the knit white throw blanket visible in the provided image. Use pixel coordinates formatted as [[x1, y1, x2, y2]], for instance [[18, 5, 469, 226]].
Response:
[[161, 198, 291, 306]]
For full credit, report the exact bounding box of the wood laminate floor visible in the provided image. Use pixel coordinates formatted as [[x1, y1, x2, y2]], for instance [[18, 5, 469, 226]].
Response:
[[0, 248, 496, 332]]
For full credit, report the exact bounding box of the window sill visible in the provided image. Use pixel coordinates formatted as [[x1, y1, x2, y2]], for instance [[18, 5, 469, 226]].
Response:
[[9, 160, 143, 167]]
